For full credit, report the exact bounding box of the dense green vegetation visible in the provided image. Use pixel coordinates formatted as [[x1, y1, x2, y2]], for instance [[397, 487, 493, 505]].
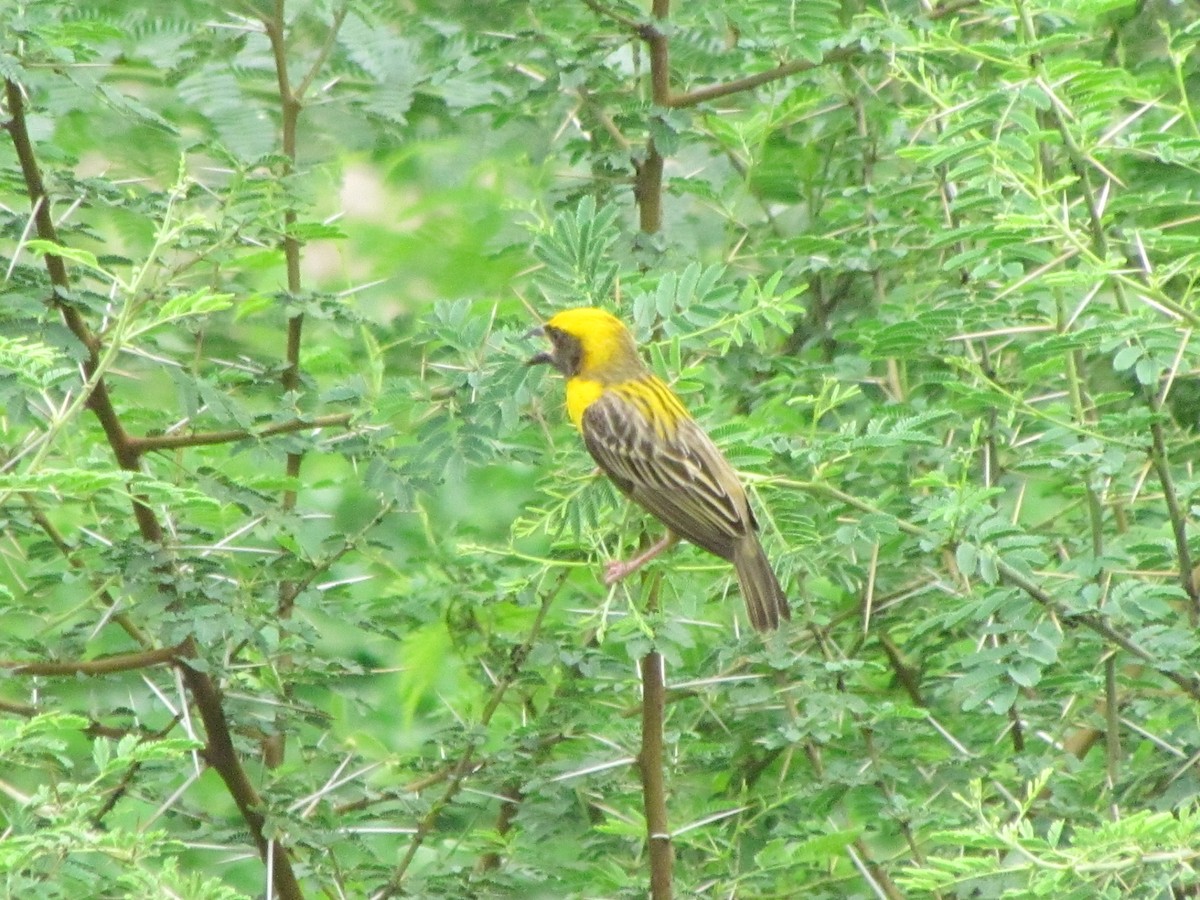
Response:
[[3, 1, 1200, 897]]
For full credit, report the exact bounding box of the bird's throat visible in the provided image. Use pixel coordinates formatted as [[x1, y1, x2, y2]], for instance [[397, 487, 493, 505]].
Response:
[[565, 378, 604, 430]]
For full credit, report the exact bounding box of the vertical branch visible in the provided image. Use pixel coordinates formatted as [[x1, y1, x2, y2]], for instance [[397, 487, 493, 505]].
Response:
[[261, 1, 306, 504], [180, 646, 304, 900], [640, 648, 673, 900], [1103, 654, 1120, 818], [633, 0, 671, 235], [635, 142, 664, 235], [474, 783, 523, 873], [632, 4, 671, 890], [645, 0, 671, 106], [1064, 324, 1123, 795], [637, 573, 673, 898], [258, 0, 347, 769], [1148, 421, 1198, 624], [259, 0, 304, 773]]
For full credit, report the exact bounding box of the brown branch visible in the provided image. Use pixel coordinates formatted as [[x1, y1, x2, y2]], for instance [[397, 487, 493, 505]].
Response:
[[294, 4, 350, 100], [227, 499, 397, 667], [1, 643, 184, 676], [667, 45, 862, 109], [852, 835, 906, 900], [636, 0, 667, 239], [334, 733, 568, 816], [258, 0, 347, 773], [260, 3, 305, 394], [4, 78, 160, 542], [475, 782, 523, 873], [177, 641, 303, 899], [636, 141, 665, 235], [646, 0, 671, 107], [90, 715, 184, 826], [4, 81, 74, 307], [1149, 420, 1199, 624], [640, 649, 672, 899], [581, 0, 861, 111], [578, 89, 633, 151], [4, 76, 305, 898], [0, 697, 38, 717], [876, 632, 925, 706], [1103, 656, 1120, 803], [128, 413, 354, 453], [638, 572, 672, 899], [335, 762, 482, 816]]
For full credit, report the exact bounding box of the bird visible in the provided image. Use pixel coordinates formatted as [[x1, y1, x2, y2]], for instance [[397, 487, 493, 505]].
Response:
[[527, 306, 790, 632]]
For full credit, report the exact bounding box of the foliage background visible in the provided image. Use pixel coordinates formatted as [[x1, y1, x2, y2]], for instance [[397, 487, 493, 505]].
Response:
[[3, 0, 1200, 897]]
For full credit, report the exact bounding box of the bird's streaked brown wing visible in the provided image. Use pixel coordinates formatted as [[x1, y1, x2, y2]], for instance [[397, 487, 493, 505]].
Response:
[[580, 381, 753, 560]]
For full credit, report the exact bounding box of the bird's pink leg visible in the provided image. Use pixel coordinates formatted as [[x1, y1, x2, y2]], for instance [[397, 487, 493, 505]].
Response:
[[603, 533, 680, 585]]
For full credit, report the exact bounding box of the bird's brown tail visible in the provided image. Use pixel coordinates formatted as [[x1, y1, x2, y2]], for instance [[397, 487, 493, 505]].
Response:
[[733, 537, 790, 632]]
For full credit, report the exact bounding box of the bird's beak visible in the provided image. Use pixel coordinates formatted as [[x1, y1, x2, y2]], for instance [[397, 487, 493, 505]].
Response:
[[525, 325, 552, 367]]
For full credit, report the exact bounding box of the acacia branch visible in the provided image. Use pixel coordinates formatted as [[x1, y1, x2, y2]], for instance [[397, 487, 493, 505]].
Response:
[[258, 0, 351, 773], [1, 643, 184, 676], [637, 572, 672, 898], [3, 79, 160, 540], [640, 647, 672, 899], [994, 558, 1200, 702], [4, 75, 304, 899], [0, 697, 37, 717], [260, 2, 304, 398], [294, 4, 349, 100], [667, 45, 862, 108], [128, 413, 354, 453], [791, 479, 1200, 704], [576, 4, 863, 111], [1148, 420, 1198, 625], [177, 639, 302, 899], [578, 89, 633, 151], [334, 733, 567, 816], [646, 0, 671, 107]]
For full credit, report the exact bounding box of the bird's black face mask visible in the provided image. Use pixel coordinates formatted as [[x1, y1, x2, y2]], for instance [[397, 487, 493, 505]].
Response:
[[526, 325, 582, 377]]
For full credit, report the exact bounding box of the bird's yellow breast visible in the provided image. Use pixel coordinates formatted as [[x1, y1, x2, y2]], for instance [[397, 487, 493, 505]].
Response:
[[565, 377, 604, 429]]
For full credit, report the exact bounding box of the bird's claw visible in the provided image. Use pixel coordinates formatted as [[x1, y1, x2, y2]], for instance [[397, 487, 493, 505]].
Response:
[[603, 559, 632, 585]]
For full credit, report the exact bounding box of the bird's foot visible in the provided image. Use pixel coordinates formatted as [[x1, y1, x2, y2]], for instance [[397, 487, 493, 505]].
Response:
[[601, 533, 679, 586], [603, 558, 637, 585]]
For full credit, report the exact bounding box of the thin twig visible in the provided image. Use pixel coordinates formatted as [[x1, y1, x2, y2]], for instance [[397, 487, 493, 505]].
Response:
[[129, 413, 354, 453], [668, 46, 861, 109], [374, 571, 570, 898]]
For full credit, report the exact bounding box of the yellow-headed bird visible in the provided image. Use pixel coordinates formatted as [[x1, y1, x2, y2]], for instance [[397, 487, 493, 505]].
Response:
[[528, 307, 790, 632]]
